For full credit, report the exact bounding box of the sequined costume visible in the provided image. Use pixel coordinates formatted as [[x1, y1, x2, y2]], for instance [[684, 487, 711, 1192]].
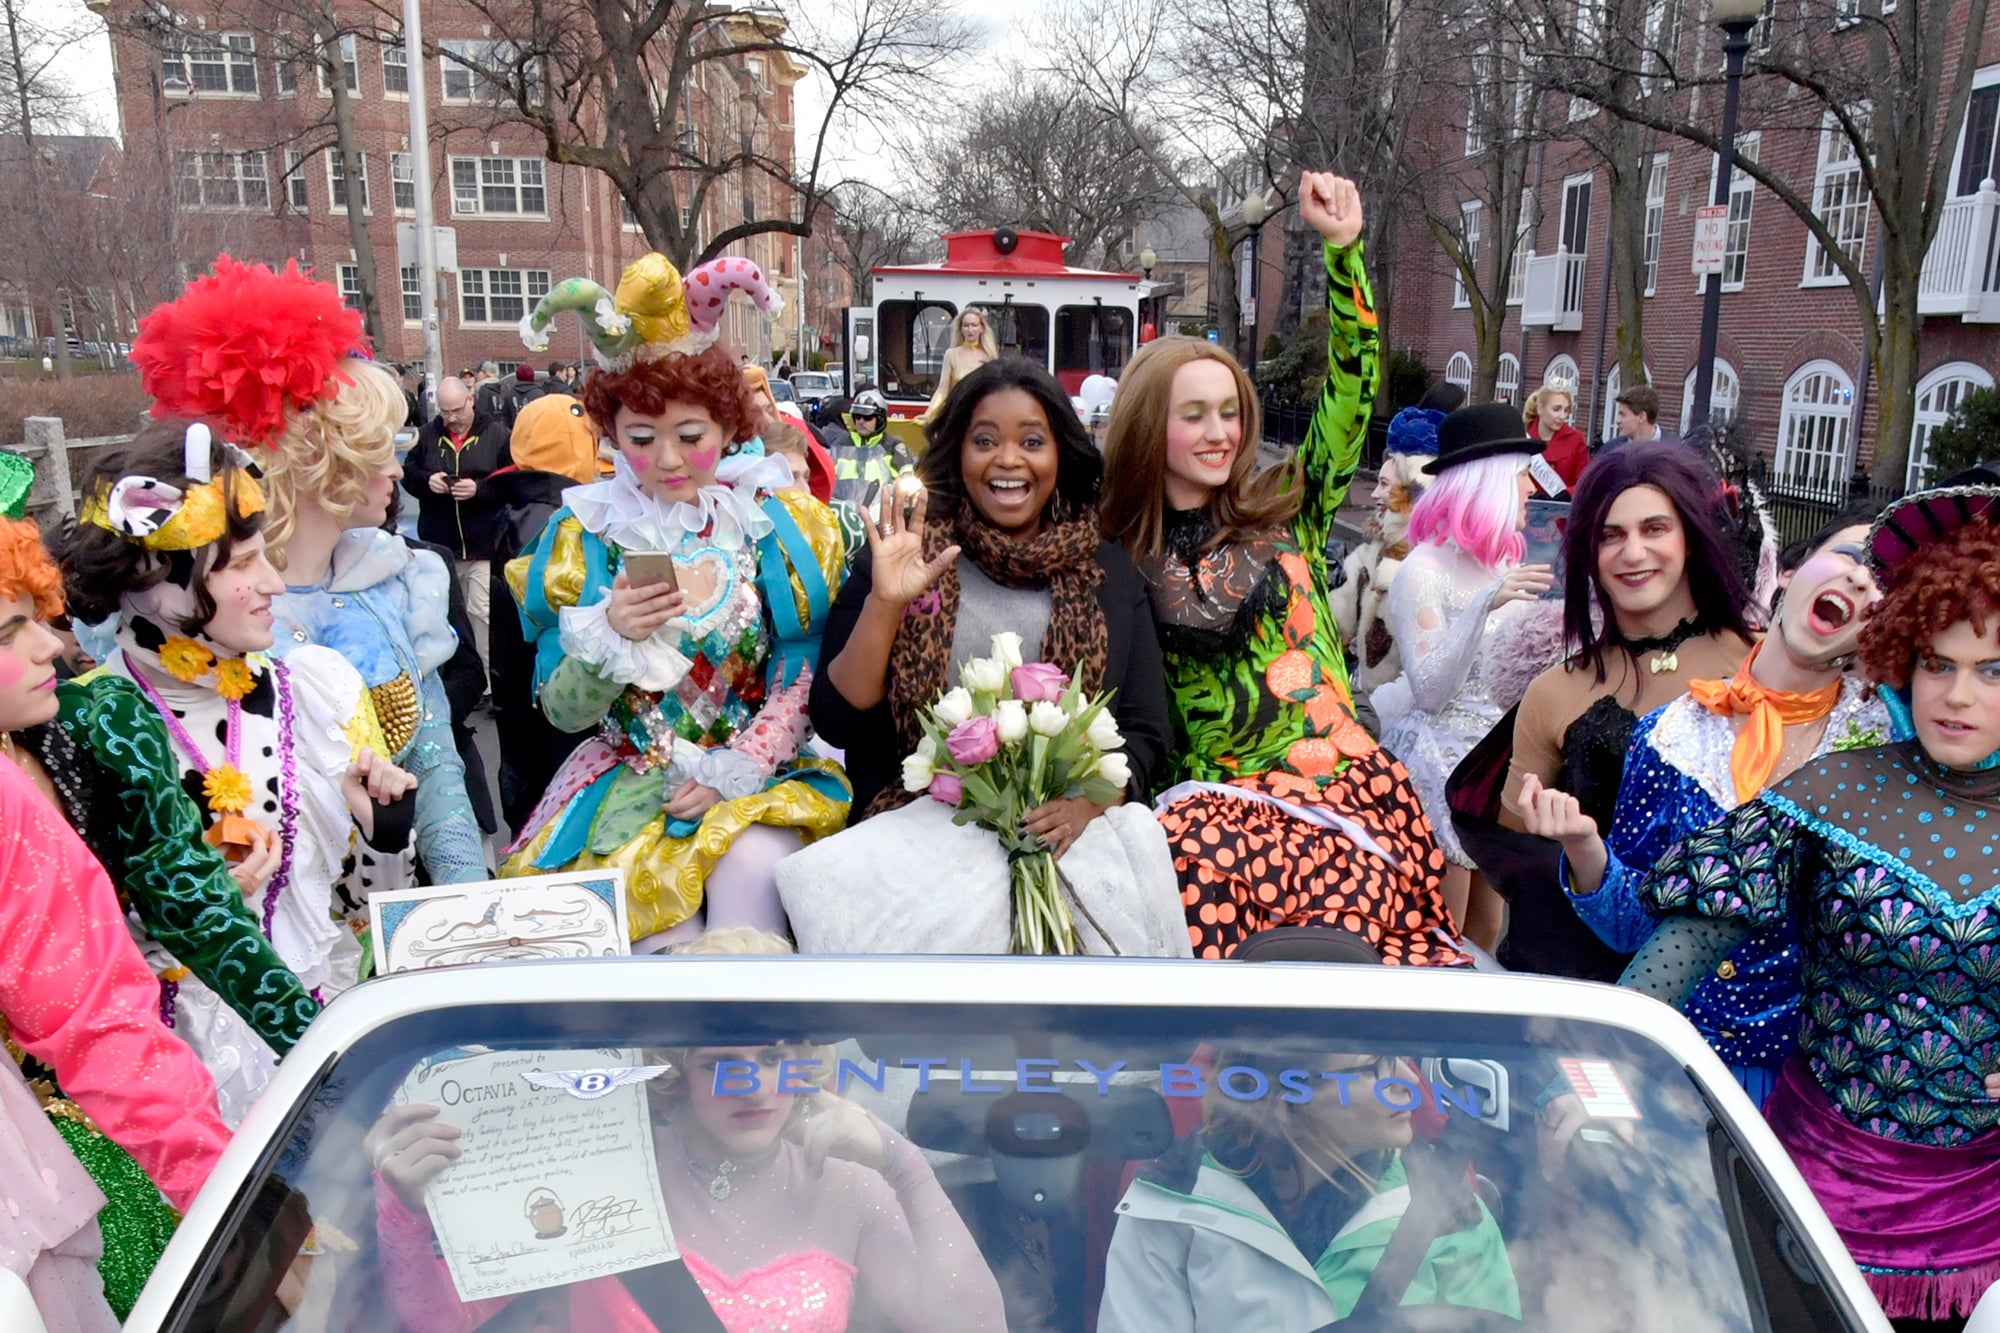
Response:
[[1140, 242, 1461, 965], [1565, 679, 1886, 1102], [271, 527, 488, 885], [500, 454, 850, 939], [0, 758, 230, 1319], [376, 1109, 1005, 1332], [1638, 741, 2000, 1315]]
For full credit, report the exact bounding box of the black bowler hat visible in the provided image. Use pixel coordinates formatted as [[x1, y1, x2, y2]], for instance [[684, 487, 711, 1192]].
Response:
[[1428, 402, 1541, 475]]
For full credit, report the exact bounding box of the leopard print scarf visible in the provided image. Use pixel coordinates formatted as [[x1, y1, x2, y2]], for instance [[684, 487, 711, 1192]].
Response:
[[866, 504, 1109, 818]]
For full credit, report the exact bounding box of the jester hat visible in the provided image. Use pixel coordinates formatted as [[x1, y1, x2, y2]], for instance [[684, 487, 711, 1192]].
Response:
[[519, 251, 784, 366]]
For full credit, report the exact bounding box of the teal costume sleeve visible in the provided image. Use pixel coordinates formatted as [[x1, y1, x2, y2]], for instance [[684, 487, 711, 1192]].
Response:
[[408, 666, 488, 883], [56, 675, 320, 1053]]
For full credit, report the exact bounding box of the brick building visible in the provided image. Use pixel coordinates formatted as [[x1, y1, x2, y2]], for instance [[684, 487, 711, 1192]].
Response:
[[95, 0, 808, 373], [1387, 0, 2000, 496]]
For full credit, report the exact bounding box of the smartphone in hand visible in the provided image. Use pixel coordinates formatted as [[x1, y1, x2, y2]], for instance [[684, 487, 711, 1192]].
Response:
[[622, 551, 679, 592]]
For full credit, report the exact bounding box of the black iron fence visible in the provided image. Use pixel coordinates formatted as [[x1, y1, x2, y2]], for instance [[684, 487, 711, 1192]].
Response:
[[1263, 403, 1389, 475], [1748, 457, 1903, 552]]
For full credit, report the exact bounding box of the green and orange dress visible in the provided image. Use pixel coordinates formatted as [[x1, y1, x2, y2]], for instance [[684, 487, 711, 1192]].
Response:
[[1139, 240, 1462, 964]]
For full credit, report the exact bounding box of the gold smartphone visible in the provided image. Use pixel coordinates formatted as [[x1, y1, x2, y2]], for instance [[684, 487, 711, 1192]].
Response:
[[623, 551, 679, 592]]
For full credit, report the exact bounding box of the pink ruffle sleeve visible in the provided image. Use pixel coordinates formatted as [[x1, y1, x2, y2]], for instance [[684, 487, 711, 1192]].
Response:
[[0, 759, 229, 1212]]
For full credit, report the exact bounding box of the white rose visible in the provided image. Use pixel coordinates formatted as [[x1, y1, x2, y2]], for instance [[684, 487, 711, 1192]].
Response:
[[1096, 751, 1132, 788], [990, 631, 1025, 671], [1028, 700, 1069, 737], [994, 699, 1029, 744], [933, 687, 976, 728], [1085, 708, 1123, 752], [901, 752, 935, 792], [961, 655, 1008, 696]]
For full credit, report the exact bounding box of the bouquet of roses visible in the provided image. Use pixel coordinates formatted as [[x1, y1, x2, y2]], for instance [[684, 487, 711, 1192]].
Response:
[[900, 632, 1129, 955]]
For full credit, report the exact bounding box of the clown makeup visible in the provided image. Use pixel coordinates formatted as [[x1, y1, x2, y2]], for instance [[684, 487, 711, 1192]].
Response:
[[0, 594, 63, 733], [202, 531, 288, 656], [1163, 359, 1243, 511], [617, 402, 727, 504], [1910, 617, 2000, 771], [1774, 525, 1879, 670]]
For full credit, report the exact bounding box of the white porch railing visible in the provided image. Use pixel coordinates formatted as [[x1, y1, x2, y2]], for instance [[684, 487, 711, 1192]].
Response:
[[1919, 179, 2000, 323], [1520, 249, 1585, 332]]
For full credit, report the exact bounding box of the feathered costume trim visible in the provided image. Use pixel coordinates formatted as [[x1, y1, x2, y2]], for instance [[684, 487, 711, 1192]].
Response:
[[132, 256, 368, 447]]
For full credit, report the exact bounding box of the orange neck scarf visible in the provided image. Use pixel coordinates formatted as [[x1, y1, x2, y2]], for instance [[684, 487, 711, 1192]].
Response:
[[1686, 641, 1843, 804]]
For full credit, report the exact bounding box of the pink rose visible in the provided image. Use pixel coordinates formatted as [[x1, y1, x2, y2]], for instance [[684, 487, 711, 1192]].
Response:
[[1010, 662, 1070, 703], [945, 715, 1001, 766], [928, 772, 964, 806]]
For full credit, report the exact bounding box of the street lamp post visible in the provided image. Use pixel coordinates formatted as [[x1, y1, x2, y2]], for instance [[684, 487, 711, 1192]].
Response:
[[1139, 244, 1157, 338], [1690, 0, 1763, 430], [1239, 189, 1269, 376]]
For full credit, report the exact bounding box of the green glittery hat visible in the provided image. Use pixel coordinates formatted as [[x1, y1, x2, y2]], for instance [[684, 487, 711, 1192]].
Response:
[[0, 451, 33, 521]]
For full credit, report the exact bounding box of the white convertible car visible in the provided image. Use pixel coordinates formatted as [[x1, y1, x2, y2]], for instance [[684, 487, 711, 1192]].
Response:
[[72, 957, 1893, 1332]]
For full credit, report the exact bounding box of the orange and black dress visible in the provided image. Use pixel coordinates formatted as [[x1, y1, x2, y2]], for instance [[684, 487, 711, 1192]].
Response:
[[1135, 241, 1465, 965]]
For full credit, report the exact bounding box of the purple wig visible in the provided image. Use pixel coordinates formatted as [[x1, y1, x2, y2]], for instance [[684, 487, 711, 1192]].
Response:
[[1563, 444, 1760, 682]]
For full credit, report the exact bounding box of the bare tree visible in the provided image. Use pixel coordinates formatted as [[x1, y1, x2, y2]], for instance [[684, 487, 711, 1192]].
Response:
[[827, 182, 925, 304], [918, 71, 1172, 268], [1536, 0, 1993, 486], [431, 0, 973, 269]]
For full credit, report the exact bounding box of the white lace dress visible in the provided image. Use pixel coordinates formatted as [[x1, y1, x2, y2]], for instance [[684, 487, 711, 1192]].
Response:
[[1373, 541, 1529, 867]]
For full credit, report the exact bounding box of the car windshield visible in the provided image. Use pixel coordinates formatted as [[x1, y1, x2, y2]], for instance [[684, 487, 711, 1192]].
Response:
[[768, 380, 796, 401], [174, 977, 1852, 1332], [794, 374, 832, 391]]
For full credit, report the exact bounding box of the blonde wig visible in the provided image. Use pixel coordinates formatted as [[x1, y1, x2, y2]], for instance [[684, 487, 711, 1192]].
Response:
[[952, 307, 1000, 360], [261, 357, 406, 564]]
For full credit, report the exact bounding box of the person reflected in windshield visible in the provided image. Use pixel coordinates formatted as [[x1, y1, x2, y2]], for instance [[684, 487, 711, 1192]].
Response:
[[371, 1039, 1005, 1332], [1100, 1049, 1519, 1330]]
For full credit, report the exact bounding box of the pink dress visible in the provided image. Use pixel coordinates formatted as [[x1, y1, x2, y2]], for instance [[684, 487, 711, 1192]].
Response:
[[0, 1057, 117, 1333], [378, 1115, 1005, 1333], [0, 757, 230, 1213]]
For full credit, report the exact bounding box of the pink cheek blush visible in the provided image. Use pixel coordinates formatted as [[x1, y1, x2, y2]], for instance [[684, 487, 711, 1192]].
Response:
[[623, 448, 650, 473], [688, 447, 719, 472], [0, 655, 23, 687]]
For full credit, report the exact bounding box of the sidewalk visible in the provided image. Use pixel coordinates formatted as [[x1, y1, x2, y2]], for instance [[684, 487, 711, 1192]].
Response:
[[1254, 439, 1377, 546]]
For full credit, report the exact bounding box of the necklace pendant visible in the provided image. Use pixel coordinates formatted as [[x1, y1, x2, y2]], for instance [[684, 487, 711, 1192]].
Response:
[[707, 1171, 734, 1201], [1651, 651, 1678, 675]]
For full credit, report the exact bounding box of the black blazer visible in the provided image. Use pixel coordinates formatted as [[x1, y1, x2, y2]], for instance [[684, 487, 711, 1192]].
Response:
[[811, 541, 1173, 816]]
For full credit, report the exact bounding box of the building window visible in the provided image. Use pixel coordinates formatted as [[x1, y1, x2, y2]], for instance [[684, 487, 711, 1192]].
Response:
[[744, 54, 768, 89], [282, 148, 309, 211], [441, 39, 520, 104], [316, 33, 359, 96], [327, 152, 369, 212], [1703, 132, 1760, 294], [1642, 152, 1669, 296], [1955, 79, 2000, 197], [1465, 44, 1495, 156], [1805, 111, 1869, 285], [459, 268, 551, 325], [1542, 353, 1580, 394], [1506, 190, 1532, 306], [401, 265, 423, 323], [1599, 364, 1653, 440], [1907, 362, 1996, 491], [275, 44, 297, 96], [449, 156, 546, 217], [1773, 360, 1856, 500], [391, 152, 416, 212], [179, 150, 269, 210], [1496, 353, 1521, 405], [161, 33, 258, 95], [336, 263, 363, 313], [1452, 202, 1482, 308], [382, 34, 408, 95], [1444, 351, 1473, 390], [1679, 361, 1742, 433]]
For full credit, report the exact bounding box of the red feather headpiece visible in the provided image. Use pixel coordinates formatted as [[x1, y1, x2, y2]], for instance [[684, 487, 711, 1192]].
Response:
[[132, 255, 369, 447]]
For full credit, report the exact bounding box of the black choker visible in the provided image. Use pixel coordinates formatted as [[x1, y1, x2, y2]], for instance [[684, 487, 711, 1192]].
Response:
[[1624, 616, 1704, 675]]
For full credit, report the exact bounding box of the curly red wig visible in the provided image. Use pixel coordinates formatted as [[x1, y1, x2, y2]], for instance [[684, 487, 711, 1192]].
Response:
[[1858, 516, 2000, 690], [582, 346, 761, 447], [0, 518, 65, 620]]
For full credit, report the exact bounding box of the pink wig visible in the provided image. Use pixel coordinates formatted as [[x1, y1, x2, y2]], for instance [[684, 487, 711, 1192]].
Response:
[[1404, 452, 1531, 570]]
